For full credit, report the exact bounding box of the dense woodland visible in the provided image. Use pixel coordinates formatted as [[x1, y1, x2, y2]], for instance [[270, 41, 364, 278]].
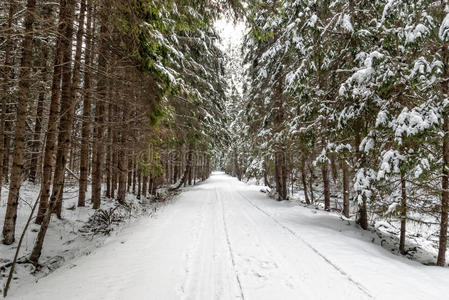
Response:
[[0, 0, 243, 267], [224, 0, 449, 267], [1, 0, 449, 284]]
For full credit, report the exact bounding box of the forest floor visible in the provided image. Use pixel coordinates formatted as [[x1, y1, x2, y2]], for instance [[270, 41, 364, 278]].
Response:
[[5, 172, 449, 299], [0, 183, 170, 297]]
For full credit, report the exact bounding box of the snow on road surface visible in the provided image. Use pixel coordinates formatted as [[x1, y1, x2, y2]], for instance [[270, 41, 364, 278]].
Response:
[[10, 172, 449, 300]]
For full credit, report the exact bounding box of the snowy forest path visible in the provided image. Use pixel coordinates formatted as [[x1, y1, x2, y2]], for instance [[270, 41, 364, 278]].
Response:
[[9, 172, 449, 300]]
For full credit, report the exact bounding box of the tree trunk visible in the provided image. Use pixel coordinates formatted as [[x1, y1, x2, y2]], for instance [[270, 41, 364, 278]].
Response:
[[53, 0, 84, 217], [142, 173, 148, 199], [111, 104, 118, 199], [308, 163, 315, 203], [78, 0, 93, 207], [437, 43, 449, 267], [29, 8, 52, 184], [137, 166, 141, 200], [301, 157, 310, 205], [127, 157, 132, 192], [170, 144, 193, 191], [91, 5, 109, 209], [321, 134, 331, 211], [400, 173, 407, 255], [2, 0, 36, 245], [117, 100, 129, 204], [355, 127, 368, 230], [0, 1, 16, 202], [275, 149, 287, 200], [188, 151, 193, 186], [36, 0, 67, 223], [322, 162, 331, 211], [30, 0, 76, 264], [234, 149, 241, 180], [132, 156, 137, 194], [281, 150, 288, 199], [342, 160, 350, 218], [106, 102, 112, 198]]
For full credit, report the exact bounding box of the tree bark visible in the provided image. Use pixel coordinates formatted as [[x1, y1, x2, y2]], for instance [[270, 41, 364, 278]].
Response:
[[142, 173, 148, 198], [2, 0, 36, 245], [53, 0, 85, 217], [170, 144, 193, 191], [78, 0, 94, 207], [437, 43, 449, 267], [137, 165, 141, 200], [400, 173, 407, 255], [342, 160, 350, 218], [0, 0, 16, 202], [91, 3, 109, 209], [36, 0, 67, 223], [308, 163, 315, 203], [106, 102, 112, 198], [301, 157, 310, 205], [275, 149, 287, 200], [132, 156, 137, 194], [321, 130, 331, 211], [111, 104, 118, 199], [117, 99, 129, 204], [29, 3, 53, 183], [28, 54, 47, 183], [30, 0, 76, 264], [355, 126, 368, 230]]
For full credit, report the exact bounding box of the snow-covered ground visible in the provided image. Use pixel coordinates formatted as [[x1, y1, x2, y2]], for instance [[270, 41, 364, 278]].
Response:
[[7, 172, 449, 299], [0, 182, 164, 295]]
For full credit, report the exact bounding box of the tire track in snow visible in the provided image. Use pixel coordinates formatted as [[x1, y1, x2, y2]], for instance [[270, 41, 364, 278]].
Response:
[[179, 191, 210, 298], [216, 187, 246, 300], [235, 190, 374, 299]]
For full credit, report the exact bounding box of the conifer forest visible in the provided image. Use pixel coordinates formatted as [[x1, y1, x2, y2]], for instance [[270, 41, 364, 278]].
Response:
[[1, 0, 449, 299]]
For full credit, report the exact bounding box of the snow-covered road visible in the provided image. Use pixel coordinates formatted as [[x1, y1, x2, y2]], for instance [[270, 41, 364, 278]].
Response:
[[11, 172, 449, 299]]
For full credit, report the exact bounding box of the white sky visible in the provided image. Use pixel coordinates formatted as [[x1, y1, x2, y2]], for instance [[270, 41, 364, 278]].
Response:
[[214, 18, 247, 98], [214, 18, 246, 49]]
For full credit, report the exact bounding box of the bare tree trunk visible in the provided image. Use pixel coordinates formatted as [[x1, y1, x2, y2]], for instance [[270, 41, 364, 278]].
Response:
[[29, 80, 45, 184], [281, 150, 288, 199], [170, 144, 193, 191], [308, 163, 315, 204], [78, 0, 94, 207], [399, 173, 407, 255], [342, 160, 350, 218], [301, 157, 310, 205], [149, 176, 154, 195], [173, 162, 178, 184], [321, 140, 330, 211], [142, 173, 148, 198], [117, 98, 129, 204], [438, 43, 449, 267], [188, 152, 193, 186], [137, 166, 141, 199], [106, 102, 112, 198], [263, 160, 271, 188], [355, 126, 368, 230], [29, 2, 52, 183], [0, 1, 16, 202], [127, 157, 132, 192], [111, 105, 118, 199], [53, 0, 85, 217], [233, 149, 241, 180], [275, 149, 287, 200], [36, 0, 67, 223], [91, 4, 108, 209], [30, 0, 76, 264], [2, 0, 36, 245], [132, 156, 137, 194]]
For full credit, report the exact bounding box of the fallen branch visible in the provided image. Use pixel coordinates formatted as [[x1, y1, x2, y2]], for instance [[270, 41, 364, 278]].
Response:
[[3, 191, 41, 298]]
